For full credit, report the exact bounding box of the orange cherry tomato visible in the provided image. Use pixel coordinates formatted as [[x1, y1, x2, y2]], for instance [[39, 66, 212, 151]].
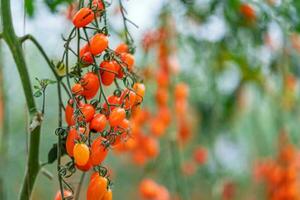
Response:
[[89, 33, 108, 55], [143, 136, 159, 158], [80, 72, 100, 100], [113, 61, 124, 79], [102, 189, 113, 200], [72, 8, 95, 28], [79, 44, 93, 66], [71, 83, 83, 95], [65, 100, 75, 126], [91, 137, 109, 166], [86, 174, 108, 200], [139, 179, 159, 199], [66, 128, 80, 157], [103, 95, 120, 113], [109, 107, 126, 127], [120, 53, 135, 71], [133, 83, 146, 104], [174, 82, 189, 100], [54, 190, 72, 200], [120, 89, 136, 109], [100, 61, 117, 86], [115, 43, 128, 54], [73, 143, 90, 166], [89, 113, 107, 132], [155, 88, 168, 106], [240, 3, 256, 21]]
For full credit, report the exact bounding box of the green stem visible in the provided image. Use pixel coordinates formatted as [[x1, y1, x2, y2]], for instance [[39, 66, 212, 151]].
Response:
[[0, 0, 41, 199]]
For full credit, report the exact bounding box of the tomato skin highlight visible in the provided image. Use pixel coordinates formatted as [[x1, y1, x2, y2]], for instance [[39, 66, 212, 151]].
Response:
[[72, 8, 95, 28], [89, 33, 108, 56], [89, 113, 107, 132], [91, 137, 109, 166], [109, 107, 126, 127], [86, 174, 108, 200], [73, 143, 90, 166], [100, 61, 117, 86]]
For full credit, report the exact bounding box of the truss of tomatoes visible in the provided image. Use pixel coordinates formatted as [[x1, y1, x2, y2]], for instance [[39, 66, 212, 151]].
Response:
[[59, 1, 145, 199]]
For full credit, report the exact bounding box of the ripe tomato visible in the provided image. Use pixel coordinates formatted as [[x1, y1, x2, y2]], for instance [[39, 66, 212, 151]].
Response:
[[73, 143, 90, 166], [102, 189, 113, 200], [89, 113, 107, 132], [193, 147, 208, 165], [103, 95, 120, 113], [86, 174, 108, 200], [91, 137, 109, 166], [114, 61, 124, 79], [79, 45, 93, 66], [150, 118, 166, 137], [66, 128, 80, 157], [54, 190, 72, 200], [155, 88, 168, 106], [100, 61, 117, 86], [71, 83, 83, 95], [109, 107, 126, 127], [240, 3, 256, 21], [72, 8, 95, 28], [133, 83, 146, 104], [76, 158, 92, 171], [65, 101, 75, 126], [174, 82, 189, 100], [79, 104, 95, 122], [139, 179, 159, 199], [119, 89, 136, 109], [115, 43, 128, 54], [92, 0, 104, 11], [132, 149, 147, 166], [120, 53, 135, 71], [80, 72, 100, 100], [89, 33, 108, 55], [143, 136, 159, 158]]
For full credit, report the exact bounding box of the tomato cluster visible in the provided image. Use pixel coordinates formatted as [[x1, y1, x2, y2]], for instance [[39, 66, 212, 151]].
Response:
[[55, 1, 144, 199], [254, 132, 300, 200]]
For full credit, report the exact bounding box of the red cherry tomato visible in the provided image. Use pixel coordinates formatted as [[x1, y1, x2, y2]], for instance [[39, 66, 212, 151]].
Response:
[[80, 72, 100, 99], [109, 107, 126, 127], [103, 95, 120, 114], [120, 89, 136, 109], [80, 104, 95, 122], [79, 44, 93, 66], [72, 8, 95, 28], [90, 137, 109, 166], [66, 128, 80, 157], [115, 43, 128, 54], [89, 33, 108, 56], [120, 53, 135, 71], [89, 113, 107, 132], [86, 174, 108, 200], [100, 61, 117, 86], [71, 83, 83, 95]]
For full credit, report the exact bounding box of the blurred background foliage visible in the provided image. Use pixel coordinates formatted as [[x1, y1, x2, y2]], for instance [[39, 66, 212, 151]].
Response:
[[2, 0, 300, 199]]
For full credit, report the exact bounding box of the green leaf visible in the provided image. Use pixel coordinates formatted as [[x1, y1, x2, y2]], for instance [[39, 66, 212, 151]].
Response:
[[25, 0, 35, 17], [33, 90, 42, 98], [47, 144, 57, 164]]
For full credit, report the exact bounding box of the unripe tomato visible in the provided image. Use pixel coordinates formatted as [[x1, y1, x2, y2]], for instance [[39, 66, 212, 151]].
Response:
[[89, 113, 107, 132], [115, 43, 128, 54], [102, 189, 113, 200], [103, 95, 120, 113], [76, 158, 92, 171], [120, 53, 135, 71], [80, 72, 100, 100], [71, 83, 83, 95], [79, 45, 93, 66], [72, 8, 95, 28], [66, 128, 80, 157], [109, 107, 126, 127], [91, 137, 109, 166], [54, 190, 72, 200], [73, 143, 90, 166], [89, 33, 108, 55], [133, 83, 146, 104], [87, 174, 108, 200], [120, 89, 136, 109], [80, 104, 95, 122], [100, 61, 117, 86]]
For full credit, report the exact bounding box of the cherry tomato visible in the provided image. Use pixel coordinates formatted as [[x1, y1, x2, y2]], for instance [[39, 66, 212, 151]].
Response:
[[72, 8, 95, 28], [92, 0, 104, 12], [80, 104, 95, 122], [80, 72, 100, 99], [66, 128, 80, 157], [86, 174, 108, 200], [155, 88, 168, 106], [240, 3, 256, 21], [120, 53, 135, 71], [174, 82, 189, 100], [76, 158, 92, 171], [109, 107, 126, 127], [89, 33, 108, 55], [102, 189, 113, 200], [89, 113, 107, 132], [113, 61, 124, 79], [120, 89, 136, 109], [54, 190, 72, 200], [115, 43, 128, 54], [139, 179, 159, 199], [91, 137, 109, 166], [79, 45, 93, 66], [143, 136, 159, 158], [73, 143, 90, 166], [102, 95, 120, 113], [133, 83, 146, 104], [71, 83, 83, 95], [65, 101, 75, 126], [100, 61, 117, 86]]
